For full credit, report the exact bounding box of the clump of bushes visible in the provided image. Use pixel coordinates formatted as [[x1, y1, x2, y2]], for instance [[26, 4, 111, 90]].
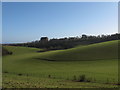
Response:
[[2, 47, 13, 56], [86, 77, 92, 82], [72, 74, 92, 82], [78, 74, 86, 82], [106, 78, 110, 84], [48, 75, 51, 78], [18, 73, 22, 76], [3, 71, 8, 73], [73, 75, 77, 81]]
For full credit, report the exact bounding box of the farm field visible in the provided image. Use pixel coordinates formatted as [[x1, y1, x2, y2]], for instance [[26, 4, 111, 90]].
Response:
[[2, 40, 119, 88]]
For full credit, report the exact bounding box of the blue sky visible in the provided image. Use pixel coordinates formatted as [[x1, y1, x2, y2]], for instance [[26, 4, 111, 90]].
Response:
[[2, 2, 118, 43]]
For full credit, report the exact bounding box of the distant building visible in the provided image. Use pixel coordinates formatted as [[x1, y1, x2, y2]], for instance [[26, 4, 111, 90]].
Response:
[[82, 34, 87, 39], [40, 37, 48, 42]]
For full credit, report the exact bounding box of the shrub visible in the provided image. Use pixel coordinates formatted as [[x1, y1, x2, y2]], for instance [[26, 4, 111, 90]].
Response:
[[106, 78, 109, 84], [2, 47, 13, 56], [78, 74, 86, 82], [86, 77, 92, 82], [9, 52, 13, 55], [3, 71, 8, 73], [73, 75, 77, 81], [18, 73, 22, 76], [93, 77, 96, 82], [48, 75, 51, 78]]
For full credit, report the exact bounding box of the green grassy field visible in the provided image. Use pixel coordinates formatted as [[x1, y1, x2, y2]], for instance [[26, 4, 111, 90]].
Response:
[[2, 40, 119, 88], [38, 40, 118, 61]]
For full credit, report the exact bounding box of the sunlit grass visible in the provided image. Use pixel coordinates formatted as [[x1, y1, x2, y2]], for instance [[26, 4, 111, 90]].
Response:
[[3, 40, 119, 88]]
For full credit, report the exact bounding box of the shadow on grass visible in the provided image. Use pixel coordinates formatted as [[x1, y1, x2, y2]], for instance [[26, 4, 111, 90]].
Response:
[[34, 58, 56, 61]]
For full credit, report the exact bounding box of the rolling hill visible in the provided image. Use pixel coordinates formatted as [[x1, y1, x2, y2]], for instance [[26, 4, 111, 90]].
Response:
[[38, 40, 119, 61], [2, 40, 119, 88]]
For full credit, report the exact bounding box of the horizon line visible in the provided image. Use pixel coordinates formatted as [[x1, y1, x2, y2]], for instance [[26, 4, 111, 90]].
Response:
[[2, 32, 119, 44]]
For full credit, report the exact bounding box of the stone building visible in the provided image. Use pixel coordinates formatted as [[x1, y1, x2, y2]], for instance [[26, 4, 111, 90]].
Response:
[[40, 37, 48, 42]]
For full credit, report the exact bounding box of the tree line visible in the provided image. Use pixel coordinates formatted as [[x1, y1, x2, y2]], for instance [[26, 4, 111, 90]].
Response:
[[7, 33, 120, 50]]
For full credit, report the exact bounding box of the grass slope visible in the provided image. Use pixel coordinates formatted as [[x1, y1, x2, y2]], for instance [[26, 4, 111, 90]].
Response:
[[2, 40, 119, 88], [39, 40, 118, 61]]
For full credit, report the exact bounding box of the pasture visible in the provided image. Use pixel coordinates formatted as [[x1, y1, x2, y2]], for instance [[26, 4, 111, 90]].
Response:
[[2, 40, 119, 88]]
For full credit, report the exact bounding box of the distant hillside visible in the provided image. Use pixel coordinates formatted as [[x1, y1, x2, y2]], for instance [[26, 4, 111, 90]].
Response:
[[7, 33, 120, 50], [39, 40, 119, 61]]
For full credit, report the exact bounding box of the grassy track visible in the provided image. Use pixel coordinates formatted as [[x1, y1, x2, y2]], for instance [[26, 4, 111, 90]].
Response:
[[2, 40, 119, 88]]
